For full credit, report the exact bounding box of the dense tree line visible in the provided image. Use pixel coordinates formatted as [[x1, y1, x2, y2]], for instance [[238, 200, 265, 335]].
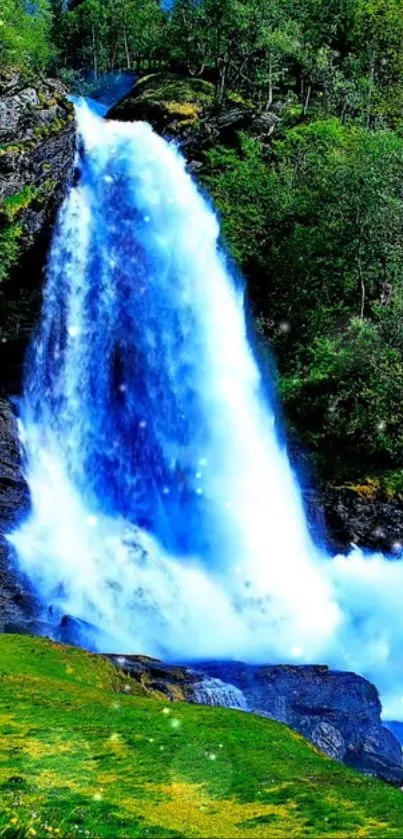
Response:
[[1, 0, 54, 72], [203, 123, 403, 479], [3, 0, 403, 127], [2, 0, 403, 486]]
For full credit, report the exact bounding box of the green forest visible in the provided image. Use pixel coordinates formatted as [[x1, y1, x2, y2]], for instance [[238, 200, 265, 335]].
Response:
[[2, 0, 403, 489]]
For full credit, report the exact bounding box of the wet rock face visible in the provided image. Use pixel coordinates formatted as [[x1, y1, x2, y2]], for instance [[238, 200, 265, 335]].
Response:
[[0, 72, 75, 392], [0, 397, 39, 631], [310, 721, 346, 761], [0, 74, 74, 198], [304, 486, 403, 554]]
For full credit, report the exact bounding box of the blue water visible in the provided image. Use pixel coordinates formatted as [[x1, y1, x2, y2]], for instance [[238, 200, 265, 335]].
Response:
[[10, 103, 403, 718]]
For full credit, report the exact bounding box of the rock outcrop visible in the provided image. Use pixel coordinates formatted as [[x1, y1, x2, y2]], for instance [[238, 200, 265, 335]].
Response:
[[304, 484, 403, 554], [0, 72, 75, 392], [0, 397, 38, 632], [107, 72, 279, 166], [107, 654, 403, 787]]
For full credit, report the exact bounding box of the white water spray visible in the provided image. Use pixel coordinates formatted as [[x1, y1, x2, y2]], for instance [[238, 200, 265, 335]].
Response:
[[9, 103, 403, 717]]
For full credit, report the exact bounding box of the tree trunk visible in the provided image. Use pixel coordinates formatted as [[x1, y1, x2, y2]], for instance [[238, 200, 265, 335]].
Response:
[[357, 208, 365, 319], [359, 269, 366, 319], [123, 26, 131, 70], [366, 47, 376, 129], [303, 83, 312, 116], [91, 25, 98, 80], [216, 54, 229, 107], [340, 98, 347, 124], [266, 54, 273, 111]]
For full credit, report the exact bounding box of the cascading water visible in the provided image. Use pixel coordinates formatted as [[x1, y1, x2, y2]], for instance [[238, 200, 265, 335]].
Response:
[[190, 678, 248, 711], [9, 102, 403, 717]]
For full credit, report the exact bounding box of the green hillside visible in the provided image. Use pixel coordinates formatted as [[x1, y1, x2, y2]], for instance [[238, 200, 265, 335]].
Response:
[[0, 636, 403, 838]]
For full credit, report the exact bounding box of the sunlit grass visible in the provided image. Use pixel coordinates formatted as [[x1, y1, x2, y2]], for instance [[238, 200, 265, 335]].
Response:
[[0, 635, 403, 838]]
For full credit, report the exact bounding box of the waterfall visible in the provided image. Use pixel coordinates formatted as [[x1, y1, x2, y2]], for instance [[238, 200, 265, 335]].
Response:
[[9, 102, 403, 719], [190, 678, 248, 711]]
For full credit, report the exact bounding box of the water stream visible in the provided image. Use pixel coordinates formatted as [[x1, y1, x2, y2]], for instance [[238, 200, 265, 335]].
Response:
[[9, 102, 403, 718]]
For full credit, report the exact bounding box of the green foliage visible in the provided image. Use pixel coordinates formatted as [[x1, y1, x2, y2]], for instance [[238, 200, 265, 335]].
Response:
[[203, 136, 277, 266], [0, 0, 54, 73], [0, 186, 37, 221], [3, 0, 403, 128], [1, 634, 403, 838], [52, 0, 166, 78], [0, 223, 23, 285], [352, 0, 403, 128], [203, 121, 403, 478], [163, 0, 403, 120], [281, 320, 403, 475]]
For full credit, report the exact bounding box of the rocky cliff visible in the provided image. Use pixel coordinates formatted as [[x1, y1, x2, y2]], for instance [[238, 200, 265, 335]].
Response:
[[107, 654, 403, 787], [0, 72, 75, 392], [0, 397, 38, 633]]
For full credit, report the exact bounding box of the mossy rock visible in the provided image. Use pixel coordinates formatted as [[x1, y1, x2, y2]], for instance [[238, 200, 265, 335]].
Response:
[[0, 179, 60, 289], [0, 72, 74, 379], [0, 185, 38, 222], [108, 73, 215, 136]]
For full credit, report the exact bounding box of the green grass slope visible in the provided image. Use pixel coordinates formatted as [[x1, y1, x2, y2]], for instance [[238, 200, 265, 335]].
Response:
[[0, 636, 403, 838]]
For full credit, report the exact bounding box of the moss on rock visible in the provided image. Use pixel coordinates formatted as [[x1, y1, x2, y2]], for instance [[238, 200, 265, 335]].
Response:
[[0, 72, 74, 368], [108, 72, 215, 136], [0, 223, 23, 284], [0, 185, 38, 221], [0, 178, 63, 288]]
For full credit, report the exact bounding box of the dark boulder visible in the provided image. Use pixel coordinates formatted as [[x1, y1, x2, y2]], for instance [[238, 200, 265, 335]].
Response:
[[304, 485, 403, 554], [345, 723, 403, 786], [107, 73, 215, 139]]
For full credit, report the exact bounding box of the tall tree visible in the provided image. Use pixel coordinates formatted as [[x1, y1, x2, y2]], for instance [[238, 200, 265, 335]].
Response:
[[0, 0, 54, 72], [353, 0, 403, 127]]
